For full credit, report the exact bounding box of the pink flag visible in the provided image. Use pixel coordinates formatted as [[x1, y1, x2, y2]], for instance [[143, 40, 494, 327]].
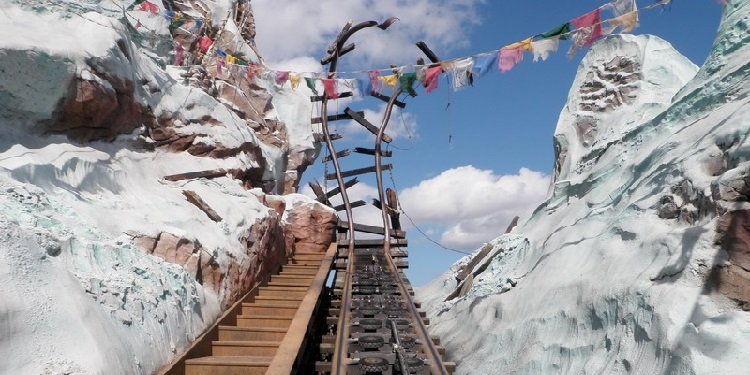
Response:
[[139, 1, 158, 14], [173, 43, 185, 65], [247, 64, 262, 80], [423, 66, 442, 93], [498, 48, 524, 73], [368, 70, 381, 94], [568, 8, 603, 57], [322, 79, 338, 99], [216, 59, 224, 75], [275, 71, 290, 85]]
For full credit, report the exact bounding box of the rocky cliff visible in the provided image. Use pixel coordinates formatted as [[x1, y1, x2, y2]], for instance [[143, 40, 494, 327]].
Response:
[[420, 1, 750, 374], [0, 1, 334, 374]]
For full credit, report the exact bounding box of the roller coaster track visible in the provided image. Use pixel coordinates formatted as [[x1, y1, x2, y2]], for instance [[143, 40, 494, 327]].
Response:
[[309, 19, 453, 375]]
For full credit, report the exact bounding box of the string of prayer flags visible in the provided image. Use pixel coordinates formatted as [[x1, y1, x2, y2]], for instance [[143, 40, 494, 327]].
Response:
[[498, 38, 532, 73], [305, 77, 319, 95], [472, 53, 497, 79], [322, 79, 338, 99], [445, 58, 474, 91], [198, 36, 213, 53], [275, 71, 290, 85], [423, 66, 443, 93], [289, 74, 301, 89], [399, 73, 418, 97], [605, 0, 639, 33], [568, 8, 604, 58]]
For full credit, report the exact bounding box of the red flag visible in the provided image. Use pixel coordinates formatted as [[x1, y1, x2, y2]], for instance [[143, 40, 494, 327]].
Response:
[[571, 8, 603, 48], [139, 0, 158, 14], [198, 36, 213, 53], [322, 79, 338, 99]]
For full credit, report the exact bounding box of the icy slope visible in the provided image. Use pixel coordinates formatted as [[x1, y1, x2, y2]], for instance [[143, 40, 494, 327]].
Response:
[[420, 2, 750, 374], [0, 1, 331, 374]]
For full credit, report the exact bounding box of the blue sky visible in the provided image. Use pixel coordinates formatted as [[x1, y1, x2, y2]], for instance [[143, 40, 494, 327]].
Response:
[[254, 0, 724, 285]]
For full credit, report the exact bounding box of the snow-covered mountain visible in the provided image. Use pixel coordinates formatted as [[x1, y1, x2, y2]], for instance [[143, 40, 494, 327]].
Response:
[[0, 1, 334, 374], [420, 2, 750, 374]]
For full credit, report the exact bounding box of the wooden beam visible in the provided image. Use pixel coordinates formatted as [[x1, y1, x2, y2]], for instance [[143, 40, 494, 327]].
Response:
[[344, 108, 392, 143], [164, 169, 227, 181], [371, 91, 406, 108], [332, 200, 366, 211], [324, 178, 359, 199], [308, 181, 330, 205], [416, 41, 441, 63], [321, 149, 351, 163], [310, 92, 353, 102], [338, 239, 408, 248], [386, 188, 401, 231], [183, 190, 222, 222], [320, 43, 355, 65], [337, 220, 406, 238], [325, 164, 391, 180], [311, 111, 364, 124], [353, 147, 392, 157]]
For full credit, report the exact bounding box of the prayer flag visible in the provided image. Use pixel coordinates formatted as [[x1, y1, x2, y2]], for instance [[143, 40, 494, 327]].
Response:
[[368, 70, 382, 94], [164, 10, 175, 22], [608, 0, 637, 16], [215, 47, 227, 58], [415, 66, 427, 84], [498, 38, 531, 73], [322, 79, 338, 99], [605, 0, 638, 33], [444, 58, 474, 91], [275, 71, 289, 85], [289, 74, 301, 89], [193, 19, 203, 33], [472, 53, 497, 78], [306, 77, 319, 95], [538, 23, 571, 40], [424, 66, 442, 93], [531, 36, 560, 62], [139, 1, 159, 14], [357, 77, 372, 96], [247, 64, 262, 80], [173, 43, 184, 65], [399, 73, 418, 97], [568, 8, 603, 58], [216, 59, 224, 75], [378, 74, 398, 87], [199, 36, 213, 53]]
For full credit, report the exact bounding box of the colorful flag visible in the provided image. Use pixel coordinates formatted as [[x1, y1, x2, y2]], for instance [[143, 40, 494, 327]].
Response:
[[445, 58, 474, 90], [216, 59, 224, 75], [531, 36, 560, 62], [215, 47, 227, 58], [378, 74, 398, 87], [306, 77, 319, 95], [399, 73, 418, 97], [173, 43, 184, 65], [538, 23, 571, 40], [424, 66, 442, 93], [368, 70, 382, 94], [275, 71, 290, 85], [498, 38, 532, 73], [198, 36, 213, 53], [605, 0, 638, 33], [568, 8, 603, 58], [472, 53, 497, 78], [139, 0, 159, 14], [289, 74, 301, 89], [322, 79, 338, 99], [247, 64, 262, 80]]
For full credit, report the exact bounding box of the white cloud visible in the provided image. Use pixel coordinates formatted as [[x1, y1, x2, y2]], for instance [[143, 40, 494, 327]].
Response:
[[252, 0, 485, 69], [399, 166, 550, 249]]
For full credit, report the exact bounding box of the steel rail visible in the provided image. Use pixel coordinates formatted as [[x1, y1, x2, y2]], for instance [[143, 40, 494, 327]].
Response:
[[374, 88, 402, 256]]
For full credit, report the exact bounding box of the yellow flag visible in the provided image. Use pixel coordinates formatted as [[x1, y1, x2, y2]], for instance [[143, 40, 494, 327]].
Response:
[[378, 74, 398, 87], [289, 74, 301, 89], [504, 37, 533, 52]]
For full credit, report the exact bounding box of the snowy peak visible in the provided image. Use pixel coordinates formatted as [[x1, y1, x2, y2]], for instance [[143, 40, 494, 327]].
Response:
[[553, 34, 698, 183]]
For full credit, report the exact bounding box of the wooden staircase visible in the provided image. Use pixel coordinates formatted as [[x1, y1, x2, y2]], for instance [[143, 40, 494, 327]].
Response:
[[184, 251, 330, 375]]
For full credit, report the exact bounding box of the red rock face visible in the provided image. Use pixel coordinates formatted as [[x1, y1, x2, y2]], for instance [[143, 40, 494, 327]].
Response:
[[284, 201, 337, 254], [49, 74, 143, 141], [713, 210, 750, 310]]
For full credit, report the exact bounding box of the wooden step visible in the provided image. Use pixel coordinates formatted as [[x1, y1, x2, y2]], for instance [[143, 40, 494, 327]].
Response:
[[212, 341, 280, 357], [241, 303, 298, 317], [249, 297, 301, 308], [185, 356, 271, 375], [281, 266, 319, 274], [236, 315, 293, 328], [258, 287, 307, 298], [272, 275, 314, 283], [267, 280, 312, 287], [218, 326, 288, 341], [291, 253, 325, 261], [280, 270, 319, 277]]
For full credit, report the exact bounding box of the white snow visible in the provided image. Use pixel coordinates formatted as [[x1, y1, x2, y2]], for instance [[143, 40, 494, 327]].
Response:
[[0, 1, 320, 374], [420, 3, 750, 374]]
